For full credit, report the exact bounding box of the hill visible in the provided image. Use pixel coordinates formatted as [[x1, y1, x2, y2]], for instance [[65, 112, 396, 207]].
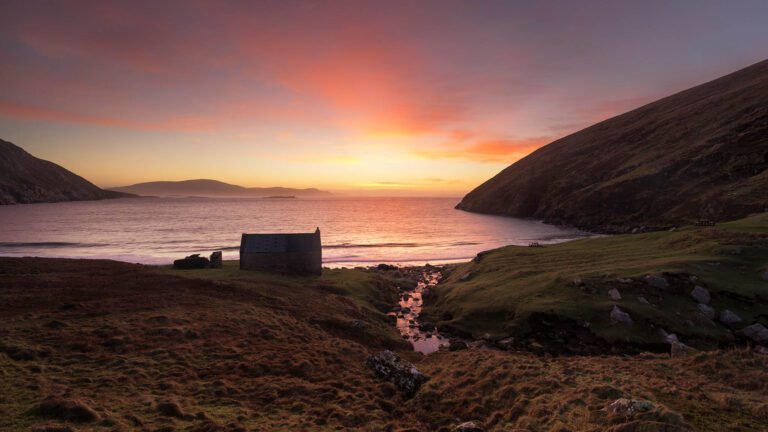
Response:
[[457, 59, 768, 233], [0, 139, 132, 205], [109, 179, 331, 198]]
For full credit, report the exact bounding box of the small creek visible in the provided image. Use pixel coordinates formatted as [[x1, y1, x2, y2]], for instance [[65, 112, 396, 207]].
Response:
[[389, 270, 450, 354]]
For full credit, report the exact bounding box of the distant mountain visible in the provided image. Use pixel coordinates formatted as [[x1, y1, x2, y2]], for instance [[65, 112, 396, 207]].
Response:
[[457, 59, 768, 232], [109, 179, 331, 198], [0, 139, 132, 205]]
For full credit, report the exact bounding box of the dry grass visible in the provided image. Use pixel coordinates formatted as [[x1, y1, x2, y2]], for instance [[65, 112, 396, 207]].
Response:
[[1, 258, 767, 431]]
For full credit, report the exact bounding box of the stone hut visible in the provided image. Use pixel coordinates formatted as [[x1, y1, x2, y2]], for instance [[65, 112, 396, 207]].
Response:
[[239, 228, 322, 274]]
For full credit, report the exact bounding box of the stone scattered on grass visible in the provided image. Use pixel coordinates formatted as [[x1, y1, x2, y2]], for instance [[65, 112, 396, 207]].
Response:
[[719, 309, 743, 326], [690, 286, 711, 304], [460, 272, 472, 282], [697, 303, 716, 319], [755, 345, 768, 355], [644, 274, 669, 289], [452, 421, 484, 432], [610, 305, 633, 325], [637, 296, 650, 304], [741, 323, 768, 344], [36, 396, 99, 423], [366, 350, 428, 397], [156, 400, 186, 418], [449, 339, 468, 351], [761, 267, 768, 281], [572, 278, 584, 287], [670, 341, 691, 357], [617, 277, 633, 284], [606, 398, 656, 415], [608, 288, 622, 300]]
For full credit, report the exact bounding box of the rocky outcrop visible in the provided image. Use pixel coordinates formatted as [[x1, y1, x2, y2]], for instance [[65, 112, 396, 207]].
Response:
[[366, 350, 428, 397], [0, 139, 132, 205], [456, 59, 768, 232]]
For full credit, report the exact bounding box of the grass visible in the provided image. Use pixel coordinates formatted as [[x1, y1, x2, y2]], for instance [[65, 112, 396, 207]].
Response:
[[1, 256, 768, 430], [424, 213, 768, 348]]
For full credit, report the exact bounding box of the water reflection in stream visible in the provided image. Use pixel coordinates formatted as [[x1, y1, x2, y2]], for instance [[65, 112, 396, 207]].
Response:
[[390, 270, 449, 354]]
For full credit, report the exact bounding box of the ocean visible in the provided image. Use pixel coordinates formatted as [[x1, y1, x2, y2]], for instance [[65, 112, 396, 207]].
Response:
[[0, 197, 589, 267]]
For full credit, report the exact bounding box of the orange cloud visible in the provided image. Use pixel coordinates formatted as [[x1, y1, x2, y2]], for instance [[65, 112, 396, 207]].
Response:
[[414, 136, 552, 163], [0, 100, 215, 132]]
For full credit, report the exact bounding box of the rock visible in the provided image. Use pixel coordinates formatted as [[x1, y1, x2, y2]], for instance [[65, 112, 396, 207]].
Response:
[[755, 345, 768, 355], [608, 288, 622, 300], [658, 329, 678, 344], [31, 426, 75, 432], [572, 278, 584, 287], [637, 296, 650, 304], [690, 286, 710, 304], [460, 272, 472, 282], [719, 309, 743, 326], [670, 341, 690, 357], [366, 350, 429, 397], [209, 251, 223, 268], [762, 267, 768, 281], [606, 398, 656, 415], [36, 396, 100, 422], [617, 277, 633, 284], [173, 254, 210, 269], [452, 421, 484, 432], [610, 305, 633, 325], [156, 400, 186, 418], [449, 339, 468, 351], [741, 323, 768, 344], [496, 337, 515, 350], [697, 303, 716, 319], [377, 263, 395, 271], [644, 274, 669, 289], [418, 321, 436, 332]]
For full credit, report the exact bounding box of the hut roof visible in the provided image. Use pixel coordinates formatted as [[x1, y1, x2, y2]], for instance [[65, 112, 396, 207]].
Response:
[[240, 229, 320, 254]]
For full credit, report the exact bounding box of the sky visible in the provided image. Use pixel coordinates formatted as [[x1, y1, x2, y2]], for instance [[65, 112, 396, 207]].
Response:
[[1, 1, 767, 196]]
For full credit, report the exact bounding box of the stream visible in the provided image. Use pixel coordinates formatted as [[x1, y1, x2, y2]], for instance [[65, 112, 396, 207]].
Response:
[[389, 270, 450, 354]]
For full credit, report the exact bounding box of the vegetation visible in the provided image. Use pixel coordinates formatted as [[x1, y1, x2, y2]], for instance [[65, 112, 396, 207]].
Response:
[[1, 255, 767, 431], [425, 213, 768, 349]]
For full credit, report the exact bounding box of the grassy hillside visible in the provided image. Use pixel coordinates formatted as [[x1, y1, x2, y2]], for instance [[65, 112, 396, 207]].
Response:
[[425, 213, 768, 351], [0, 139, 131, 205], [457, 59, 768, 232]]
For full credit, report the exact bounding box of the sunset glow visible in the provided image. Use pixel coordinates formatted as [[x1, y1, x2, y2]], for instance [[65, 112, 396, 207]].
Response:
[[1, 1, 766, 194]]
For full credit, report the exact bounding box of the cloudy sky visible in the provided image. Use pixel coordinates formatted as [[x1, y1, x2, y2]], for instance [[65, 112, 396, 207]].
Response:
[[1, 0, 767, 194]]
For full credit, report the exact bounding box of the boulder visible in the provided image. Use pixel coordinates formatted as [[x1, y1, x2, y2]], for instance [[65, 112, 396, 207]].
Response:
[[690, 286, 710, 304], [452, 421, 484, 432], [637, 296, 650, 305], [670, 341, 691, 358], [418, 321, 436, 332], [644, 275, 669, 289], [460, 272, 472, 282], [572, 278, 585, 287], [719, 309, 743, 326], [610, 305, 633, 325], [606, 398, 656, 415], [741, 323, 768, 344], [366, 350, 429, 397], [697, 303, 716, 320], [449, 339, 468, 351], [36, 396, 99, 422], [608, 288, 622, 300], [173, 254, 210, 269], [209, 251, 223, 268], [495, 337, 515, 350]]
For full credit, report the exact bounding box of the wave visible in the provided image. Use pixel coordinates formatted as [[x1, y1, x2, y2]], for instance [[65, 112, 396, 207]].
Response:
[[324, 242, 420, 249], [0, 242, 108, 249]]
